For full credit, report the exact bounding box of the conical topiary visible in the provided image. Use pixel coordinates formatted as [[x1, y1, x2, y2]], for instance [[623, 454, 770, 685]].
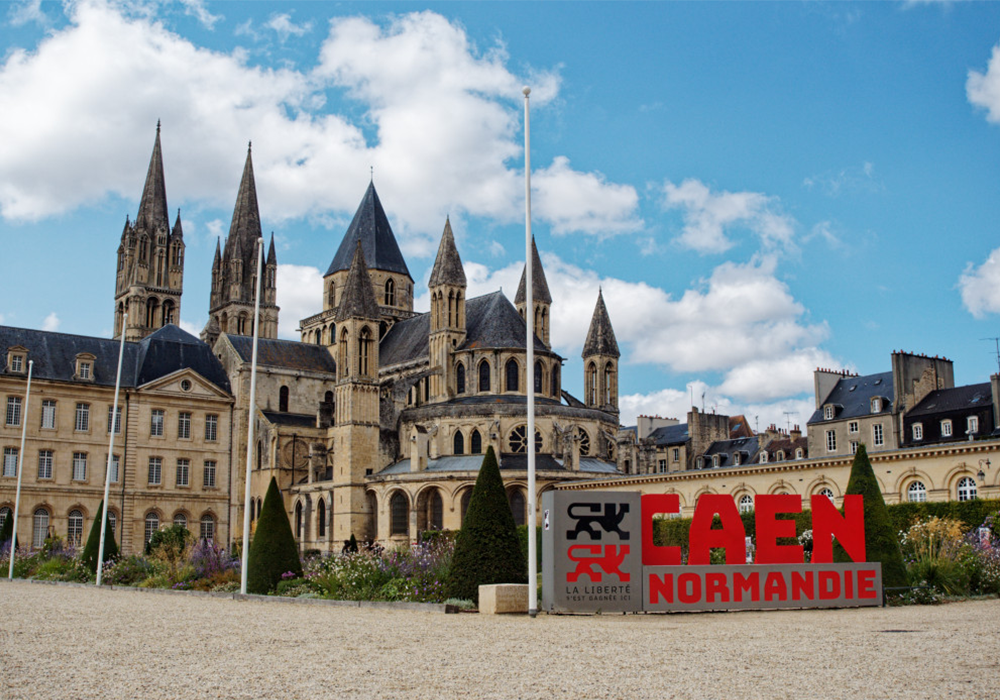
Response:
[[81, 500, 118, 574], [0, 509, 17, 551], [446, 446, 526, 604], [247, 477, 302, 594], [834, 443, 908, 587]]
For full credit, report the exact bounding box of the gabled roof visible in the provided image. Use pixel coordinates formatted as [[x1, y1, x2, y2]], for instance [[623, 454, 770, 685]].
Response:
[[759, 435, 808, 460], [648, 423, 689, 446], [514, 237, 552, 305], [325, 182, 411, 279], [906, 382, 992, 418], [582, 289, 619, 358], [703, 436, 760, 466], [335, 242, 381, 321], [807, 370, 894, 424], [134, 325, 230, 391], [428, 218, 465, 287], [227, 335, 337, 374], [134, 122, 170, 234]]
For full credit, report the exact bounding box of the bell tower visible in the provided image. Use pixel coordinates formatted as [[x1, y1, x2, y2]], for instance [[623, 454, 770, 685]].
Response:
[[428, 218, 467, 401], [515, 237, 552, 348], [582, 289, 620, 416]]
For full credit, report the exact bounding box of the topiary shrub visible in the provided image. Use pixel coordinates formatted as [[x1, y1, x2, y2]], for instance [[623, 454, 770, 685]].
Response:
[[247, 477, 302, 594], [0, 508, 17, 551], [834, 443, 908, 587], [81, 500, 119, 575], [446, 446, 526, 604]]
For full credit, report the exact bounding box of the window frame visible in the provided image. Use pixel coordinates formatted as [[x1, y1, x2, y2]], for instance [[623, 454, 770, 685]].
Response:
[[203, 460, 217, 488], [178, 412, 191, 440], [825, 430, 837, 452], [957, 476, 977, 502], [907, 480, 927, 503], [37, 449, 53, 480], [176, 458, 190, 487], [848, 421, 859, 435], [872, 423, 884, 447], [2, 447, 18, 478], [941, 419, 953, 437], [40, 400, 56, 430], [150, 409, 165, 438], [6, 396, 22, 427], [912, 423, 923, 441], [205, 414, 218, 442], [72, 452, 87, 482], [967, 415, 979, 435], [148, 456, 162, 486]]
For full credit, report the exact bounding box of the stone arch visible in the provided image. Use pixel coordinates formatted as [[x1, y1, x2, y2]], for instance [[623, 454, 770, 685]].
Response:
[[891, 467, 936, 495], [389, 489, 410, 537], [805, 477, 841, 499], [478, 359, 491, 393], [505, 358, 520, 392], [767, 480, 797, 495], [365, 490, 378, 542], [415, 486, 444, 533]]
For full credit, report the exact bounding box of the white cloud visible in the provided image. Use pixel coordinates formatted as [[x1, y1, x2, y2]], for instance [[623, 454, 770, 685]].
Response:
[[968, 43, 1000, 123], [488, 240, 505, 257], [959, 246, 1000, 318], [533, 157, 642, 237], [41, 312, 60, 332], [802, 162, 882, 197], [276, 263, 323, 338], [663, 178, 795, 254], [9, 0, 46, 27], [178, 318, 202, 337], [178, 0, 221, 30], [265, 13, 312, 42]]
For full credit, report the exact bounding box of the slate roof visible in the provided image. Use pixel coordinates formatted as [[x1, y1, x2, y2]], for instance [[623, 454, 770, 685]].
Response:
[[702, 436, 760, 467], [379, 313, 430, 367], [807, 371, 894, 424], [325, 182, 411, 279], [514, 237, 552, 305], [227, 335, 337, 374], [134, 122, 170, 235], [262, 411, 317, 428], [759, 435, 808, 460], [134, 325, 230, 391], [906, 382, 993, 418], [648, 423, 690, 446], [377, 453, 617, 475], [582, 289, 620, 358], [428, 218, 465, 287], [441, 395, 563, 407], [335, 242, 381, 321]]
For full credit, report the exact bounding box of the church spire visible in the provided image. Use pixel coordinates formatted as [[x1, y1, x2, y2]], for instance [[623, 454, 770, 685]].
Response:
[[134, 121, 170, 234], [428, 217, 466, 287], [515, 236, 552, 305], [335, 241, 380, 321], [225, 144, 262, 253], [267, 232, 277, 266], [583, 288, 620, 359]]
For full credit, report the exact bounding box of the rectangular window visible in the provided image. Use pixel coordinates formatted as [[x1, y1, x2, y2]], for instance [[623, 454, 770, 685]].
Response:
[[823, 405, 834, 420], [109, 454, 120, 483], [826, 430, 836, 452], [107, 406, 122, 434], [205, 415, 218, 442], [6, 396, 22, 426], [10, 355, 23, 373], [850, 441, 859, 455], [75, 403, 89, 432], [968, 416, 979, 434], [148, 457, 162, 486], [941, 420, 953, 437], [3, 447, 18, 477], [658, 459, 666, 473], [848, 421, 859, 434], [178, 412, 191, 440], [79, 362, 91, 379], [200, 517, 214, 543], [37, 450, 53, 479], [41, 400, 56, 429], [203, 460, 217, 488], [150, 409, 164, 437], [72, 452, 87, 481], [873, 423, 884, 447], [672, 448, 679, 461], [176, 459, 190, 487], [913, 423, 923, 441]]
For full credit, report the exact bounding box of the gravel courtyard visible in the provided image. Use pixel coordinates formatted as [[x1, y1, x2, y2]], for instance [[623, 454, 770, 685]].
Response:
[[1, 581, 998, 700]]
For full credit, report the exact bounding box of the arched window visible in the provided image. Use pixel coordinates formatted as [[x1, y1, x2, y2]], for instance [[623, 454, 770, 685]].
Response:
[[509, 425, 542, 454], [509, 489, 526, 527], [738, 495, 754, 514], [366, 491, 378, 542], [385, 278, 396, 306], [819, 488, 835, 502], [358, 327, 372, 376], [161, 300, 175, 326], [478, 360, 491, 393], [453, 430, 465, 455], [907, 481, 927, 503], [256, 441, 262, 471], [144, 512, 159, 546], [173, 512, 187, 529], [455, 362, 466, 395], [604, 362, 615, 405], [295, 502, 303, 539], [957, 477, 977, 502], [448, 291, 454, 327], [339, 329, 349, 379], [317, 500, 326, 538], [505, 359, 519, 392], [0, 506, 10, 530], [586, 362, 597, 405], [578, 428, 590, 457], [32, 508, 49, 549], [67, 509, 84, 546], [460, 490, 473, 524], [324, 390, 334, 404], [534, 361, 543, 393], [145, 298, 159, 328], [470, 429, 482, 454], [390, 492, 408, 536], [551, 365, 560, 398], [279, 386, 289, 413], [199, 514, 215, 542]]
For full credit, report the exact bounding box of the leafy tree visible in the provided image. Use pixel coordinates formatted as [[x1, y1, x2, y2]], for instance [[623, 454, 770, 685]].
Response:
[[447, 446, 526, 603], [247, 477, 302, 594], [0, 508, 17, 551], [834, 443, 908, 587], [81, 500, 118, 574]]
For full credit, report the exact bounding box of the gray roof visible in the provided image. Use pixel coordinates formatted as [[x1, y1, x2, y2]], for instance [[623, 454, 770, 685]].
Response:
[[0, 324, 229, 392], [514, 237, 552, 305], [379, 313, 430, 367], [377, 453, 617, 476], [335, 242, 381, 321], [703, 436, 759, 467], [428, 218, 465, 287], [325, 182, 411, 279], [807, 371, 894, 424], [227, 335, 337, 374], [262, 411, 317, 428], [648, 423, 689, 446], [582, 289, 620, 358], [134, 123, 170, 235], [906, 382, 992, 418]]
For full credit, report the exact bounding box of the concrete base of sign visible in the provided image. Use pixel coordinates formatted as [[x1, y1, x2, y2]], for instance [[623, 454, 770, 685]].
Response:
[[478, 584, 529, 614]]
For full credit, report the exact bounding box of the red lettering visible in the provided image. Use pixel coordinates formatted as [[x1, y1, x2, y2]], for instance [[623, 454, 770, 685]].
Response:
[[705, 572, 730, 603], [648, 573, 673, 605], [818, 571, 841, 600], [763, 571, 787, 602], [641, 494, 682, 566], [678, 573, 701, 604], [844, 570, 854, 599], [791, 570, 814, 601], [858, 569, 877, 599], [755, 494, 804, 564], [688, 494, 746, 565], [812, 494, 866, 563], [733, 571, 759, 602]]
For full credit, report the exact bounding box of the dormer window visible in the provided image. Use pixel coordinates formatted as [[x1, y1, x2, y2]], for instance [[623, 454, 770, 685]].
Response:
[[6, 347, 27, 374], [795, 448, 804, 459], [823, 405, 834, 421], [74, 353, 96, 382], [712, 454, 720, 468], [941, 419, 953, 437], [776, 450, 785, 461], [759, 451, 768, 464], [696, 456, 705, 469], [913, 423, 923, 441], [871, 397, 881, 414], [967, 416, 979, 435], [733, 452, 741, 466]]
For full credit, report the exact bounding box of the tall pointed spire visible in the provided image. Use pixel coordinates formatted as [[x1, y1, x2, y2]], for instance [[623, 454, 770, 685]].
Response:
[[326, 182, 411, 279], [213, 237, 222, 267], [515, 236, 552, 305], [226, 144, 262, 251], [428, 217, 466, 287], [267, 232, 277, 265], [171, 209, 183, 239], [134, 122, 170, 234], [335, 241, 380, 321], [583, 289, 620, 358]]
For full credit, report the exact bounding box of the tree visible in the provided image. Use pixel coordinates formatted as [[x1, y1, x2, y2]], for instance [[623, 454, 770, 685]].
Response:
[[81, 500, 118, 574], [0, 509, 17, 551], [834, 443, 908, 587], [247, 477, 302, 594], [447, 446, 526, 603]]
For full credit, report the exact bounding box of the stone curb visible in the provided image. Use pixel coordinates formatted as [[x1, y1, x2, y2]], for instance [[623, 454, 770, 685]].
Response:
[[0, 577, 459, 613]]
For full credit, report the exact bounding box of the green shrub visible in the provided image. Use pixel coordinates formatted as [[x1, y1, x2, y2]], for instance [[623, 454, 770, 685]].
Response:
[[517, 524, 542, 574], [247, 477, 302, 594], [888, 499, 1000, 535], [446, 446, 526, 604], [80, 500, 118, 575], [104, 555, 157, 586], [0, 508, 17, 550]]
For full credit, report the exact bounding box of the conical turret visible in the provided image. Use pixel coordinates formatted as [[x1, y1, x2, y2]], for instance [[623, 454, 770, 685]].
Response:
[[583, 289, 620, 359], [514, 236, 552, 347], [336, 242, 381, 322], [582, 288, 619, 414], [429, 217, 466, 288]]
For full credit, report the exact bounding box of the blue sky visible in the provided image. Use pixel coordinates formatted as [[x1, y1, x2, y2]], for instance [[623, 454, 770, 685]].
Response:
[[4, 0, 1000, 432]]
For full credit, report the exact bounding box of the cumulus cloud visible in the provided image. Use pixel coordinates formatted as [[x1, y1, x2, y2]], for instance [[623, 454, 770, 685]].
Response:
[[9, 0, 46, 27], [959, 246, 1000, 318], [178, 0, 221, 30], [276, 263, 324, 338], [532, 157, 641, 236], [968, 42, 1000, 123], [265, 13, 312, 42], [41, 312, 60, 332], [178, 318, 202, 337], [663, 178, 795, 254]]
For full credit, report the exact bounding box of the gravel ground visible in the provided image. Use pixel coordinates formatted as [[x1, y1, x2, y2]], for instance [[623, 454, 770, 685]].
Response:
[[1, 581, 998, 700]]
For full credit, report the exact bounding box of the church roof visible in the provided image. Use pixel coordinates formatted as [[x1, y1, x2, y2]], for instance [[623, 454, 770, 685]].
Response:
[[325, 182, 411, 279], [428, 218, 465, 287], [514, 237, 552, 305], [226, 335, 338, 374], [134, 122, 170, 234], [335, 242, 381, 321], [379, 313, 430, 368], [582, 289, 620, 358]]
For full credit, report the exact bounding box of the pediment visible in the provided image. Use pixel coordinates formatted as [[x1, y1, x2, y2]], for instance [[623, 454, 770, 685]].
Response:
[[138, 367, 231, 400]]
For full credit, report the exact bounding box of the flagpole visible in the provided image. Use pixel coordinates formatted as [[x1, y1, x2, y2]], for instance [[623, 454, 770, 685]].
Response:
[[240, 238, 264, 595], [96, 313, 128, 586], [523, 85, 538, 618], [7, 360, 32, 579]]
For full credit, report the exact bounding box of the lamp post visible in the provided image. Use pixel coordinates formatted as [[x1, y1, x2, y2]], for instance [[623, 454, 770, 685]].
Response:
[[977, 458, 991, 483]]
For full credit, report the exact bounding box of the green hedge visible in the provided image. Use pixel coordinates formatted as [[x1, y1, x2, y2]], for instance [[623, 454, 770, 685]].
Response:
[[517, 524, 542, 574]]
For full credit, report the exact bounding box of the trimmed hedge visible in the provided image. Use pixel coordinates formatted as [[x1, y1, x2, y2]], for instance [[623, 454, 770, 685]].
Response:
[[517, 524, 543, 574], [247, 477, 302, 594], [81, 499, 118, 574], [0, 508, 17, 550]]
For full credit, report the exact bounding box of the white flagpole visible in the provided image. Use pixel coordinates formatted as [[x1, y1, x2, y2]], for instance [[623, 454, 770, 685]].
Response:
[[8, 360, 33, 579], [96, 313, 128, 586], [240, 238, 264, 595], [523, 85, 538, 618]]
